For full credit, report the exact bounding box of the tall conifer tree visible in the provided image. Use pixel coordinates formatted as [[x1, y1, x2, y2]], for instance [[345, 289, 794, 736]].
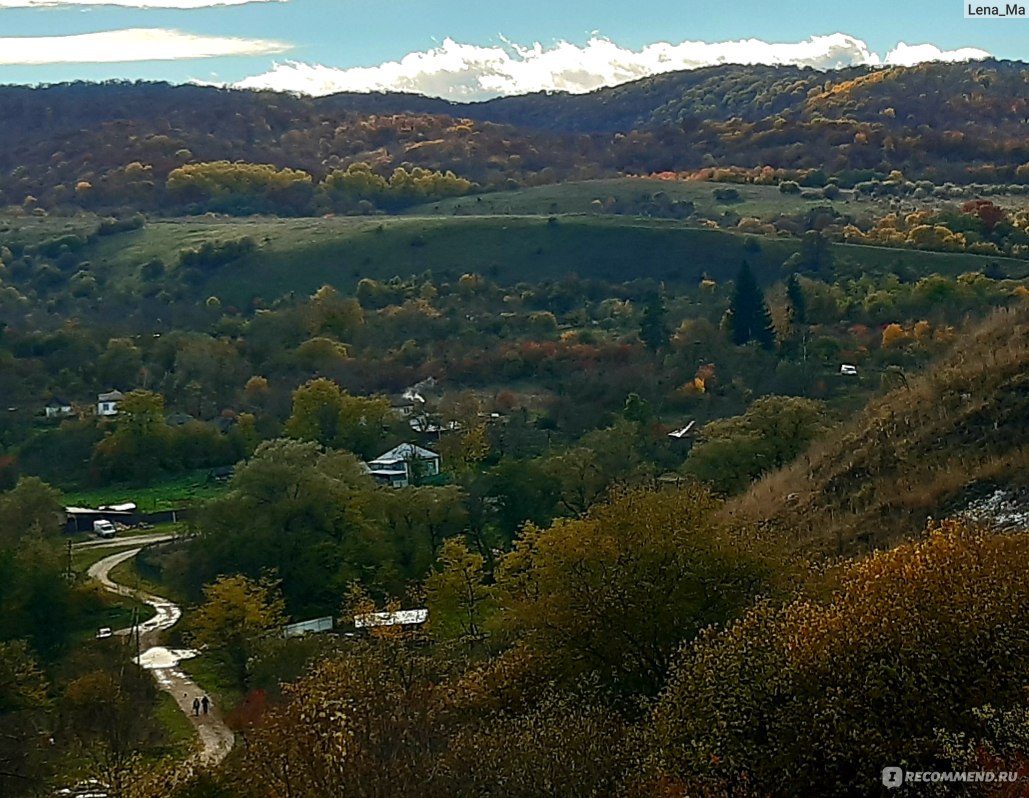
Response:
[[728, 260, 776, 349]]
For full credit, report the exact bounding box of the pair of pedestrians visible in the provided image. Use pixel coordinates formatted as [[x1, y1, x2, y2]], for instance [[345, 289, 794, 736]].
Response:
[[191, 695, 210, 716]]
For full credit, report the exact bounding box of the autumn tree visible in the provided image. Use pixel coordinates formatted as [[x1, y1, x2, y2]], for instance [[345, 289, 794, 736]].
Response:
[[235, 645, 450, 798], [188, 574, 287, 690], [441, 693, 633, 798], [0, 641, 52, 796], [727, 260, 776, 349], [187, 439, 384, 613], [60, 655, 163, 794], [684, 396, 827, 494], [425, 538, 493, 645], [284, 378, 391, 457], [649, 521, 1029, 797], [91, 389, 168, 483], [494, 486, 772, 695]]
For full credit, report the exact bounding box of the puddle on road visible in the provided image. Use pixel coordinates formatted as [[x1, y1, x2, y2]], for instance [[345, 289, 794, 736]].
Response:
[[134, 646, 198, 669]]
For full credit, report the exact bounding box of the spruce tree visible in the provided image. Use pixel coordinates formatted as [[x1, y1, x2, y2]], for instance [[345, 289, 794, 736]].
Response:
[[639, 292, 669, 352], [729, 260, 776, 349], [786, 273, 807, 326]]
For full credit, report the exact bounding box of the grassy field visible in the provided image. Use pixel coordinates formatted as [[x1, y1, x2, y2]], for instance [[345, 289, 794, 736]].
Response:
[[109, 555, 188, 606], [154, 691, 198, 755], [408, 178, 831, 220], [6, 178, 1029, 314], [62, 471, 227, 513], [178, 655, 244, 714]]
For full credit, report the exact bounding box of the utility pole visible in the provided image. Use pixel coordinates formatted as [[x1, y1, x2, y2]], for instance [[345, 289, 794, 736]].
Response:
[[65, 539, 72, 581]]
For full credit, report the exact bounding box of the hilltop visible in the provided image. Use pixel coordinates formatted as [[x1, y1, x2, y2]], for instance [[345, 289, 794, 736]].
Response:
[[3, 60, 1029, 213]]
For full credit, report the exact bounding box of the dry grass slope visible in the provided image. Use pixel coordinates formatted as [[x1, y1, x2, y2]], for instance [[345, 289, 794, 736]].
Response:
[[732, 304, 1029, 555]]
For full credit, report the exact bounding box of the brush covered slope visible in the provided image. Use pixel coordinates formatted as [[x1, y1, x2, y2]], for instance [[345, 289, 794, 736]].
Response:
[[733, 304, 1029, 554]]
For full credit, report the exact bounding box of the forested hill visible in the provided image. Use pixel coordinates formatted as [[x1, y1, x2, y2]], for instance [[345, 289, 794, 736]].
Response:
[[3, 59, 1029, 212]]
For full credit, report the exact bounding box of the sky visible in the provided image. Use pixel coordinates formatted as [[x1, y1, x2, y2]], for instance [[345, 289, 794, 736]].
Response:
[[0, 0, 1025, 100]]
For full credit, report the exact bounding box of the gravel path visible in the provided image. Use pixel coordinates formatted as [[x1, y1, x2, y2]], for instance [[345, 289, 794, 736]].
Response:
[[87, 547, 235, 767]]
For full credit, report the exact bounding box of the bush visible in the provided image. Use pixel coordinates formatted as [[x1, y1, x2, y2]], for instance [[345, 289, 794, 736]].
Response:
[[649, 521, 1029, 796]]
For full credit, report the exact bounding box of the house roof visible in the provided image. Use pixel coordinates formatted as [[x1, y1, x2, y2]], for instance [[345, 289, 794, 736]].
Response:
[[372, 443, 439, 463], [46, 397, 71, 407], [97, 390, 125, 402], [354, 609, 428, 628], [668, 420, 696, 439]]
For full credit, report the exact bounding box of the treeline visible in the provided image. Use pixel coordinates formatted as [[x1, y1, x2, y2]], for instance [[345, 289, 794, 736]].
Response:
[[5, 61, 1029, 212]]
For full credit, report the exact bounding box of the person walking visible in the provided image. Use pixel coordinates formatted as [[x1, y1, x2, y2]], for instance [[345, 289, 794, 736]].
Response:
[[192, 697, 201, 716], [201, 695, 210, 715]]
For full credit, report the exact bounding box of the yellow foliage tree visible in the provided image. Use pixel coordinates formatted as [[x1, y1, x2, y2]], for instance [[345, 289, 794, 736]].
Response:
[[650, 520, 1029, 796], [881, 322, 908, 348]]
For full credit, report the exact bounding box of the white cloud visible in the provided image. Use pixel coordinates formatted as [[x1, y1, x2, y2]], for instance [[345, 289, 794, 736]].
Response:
[[0, 0, 281, 6], [233, 33, 991, 101], [884, 41, 991, 67], [0, 27, 290, 64]]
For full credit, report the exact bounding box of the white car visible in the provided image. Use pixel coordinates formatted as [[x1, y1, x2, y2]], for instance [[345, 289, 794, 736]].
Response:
[[840, 364, 858, 376], [95, 627, 113, 640]]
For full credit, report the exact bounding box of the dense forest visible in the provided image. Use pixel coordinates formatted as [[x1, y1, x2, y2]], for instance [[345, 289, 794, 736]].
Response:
[[5, 61, 1029, 797], [4, 59, 1029, 215]]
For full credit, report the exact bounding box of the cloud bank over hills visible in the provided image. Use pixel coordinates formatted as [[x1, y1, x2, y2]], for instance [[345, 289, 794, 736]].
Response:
[[0, 28, 289, 64], [233, 33, 991, 100]]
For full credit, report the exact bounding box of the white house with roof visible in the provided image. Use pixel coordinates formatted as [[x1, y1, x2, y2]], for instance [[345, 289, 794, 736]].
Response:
[[44, 397, 74, 419], [364, 443, 441, 488], [97, 390, 124, 417]]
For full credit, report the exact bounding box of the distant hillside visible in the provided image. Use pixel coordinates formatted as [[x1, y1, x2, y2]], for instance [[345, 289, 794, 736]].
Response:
[[732, 305, 1029, 554], [3, 60, 1029, 213]]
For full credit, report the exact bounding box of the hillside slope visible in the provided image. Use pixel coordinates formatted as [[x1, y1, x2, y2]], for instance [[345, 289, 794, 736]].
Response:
[[4, 60, 1029, 212], [732, 304, 1029, 554]]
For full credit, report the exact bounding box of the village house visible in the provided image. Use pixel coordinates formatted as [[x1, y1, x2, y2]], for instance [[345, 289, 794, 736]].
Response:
[[44, 397, 74, 419], [97, 390, 124, 417], [364, 443, 441, 488]]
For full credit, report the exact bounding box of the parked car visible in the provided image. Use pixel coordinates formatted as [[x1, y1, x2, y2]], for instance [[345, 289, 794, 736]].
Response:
[[95, 627, 113, 640], [92, 519, 116, 539]]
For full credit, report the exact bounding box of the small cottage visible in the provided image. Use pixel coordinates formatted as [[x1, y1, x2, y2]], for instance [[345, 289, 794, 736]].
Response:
[[97, 390, 125, 417], [44, 397, 73, 419]]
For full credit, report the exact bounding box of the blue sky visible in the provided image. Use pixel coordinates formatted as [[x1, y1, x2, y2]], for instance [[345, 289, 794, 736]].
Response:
[[0, 0, 1025, 98]]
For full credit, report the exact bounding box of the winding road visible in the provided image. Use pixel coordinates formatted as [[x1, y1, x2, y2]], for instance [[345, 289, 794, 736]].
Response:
[[87, 544, 234, 767]]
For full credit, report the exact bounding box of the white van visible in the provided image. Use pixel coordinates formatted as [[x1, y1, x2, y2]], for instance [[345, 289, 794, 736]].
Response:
[[93, 519, 116, 539]]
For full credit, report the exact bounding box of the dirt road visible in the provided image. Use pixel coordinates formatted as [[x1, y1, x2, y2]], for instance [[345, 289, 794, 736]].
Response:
[[88, 548, 234, 767]]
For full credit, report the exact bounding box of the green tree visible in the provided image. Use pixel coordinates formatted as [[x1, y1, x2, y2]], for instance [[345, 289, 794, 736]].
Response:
[[188, 574, 287, 690], [785, 273, 807, 326], [684, 396, 826, 494], [188, 439, 384, 612], [425, 538, 493, 644], [91, 390, 168, 483], [380, 486, 468, 579], [494, 486, 772, 694], [0, 477, 62, 546], [638, 293, 669, 352], [728, 260, 776, 349], [284, 378, 391, 457]]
